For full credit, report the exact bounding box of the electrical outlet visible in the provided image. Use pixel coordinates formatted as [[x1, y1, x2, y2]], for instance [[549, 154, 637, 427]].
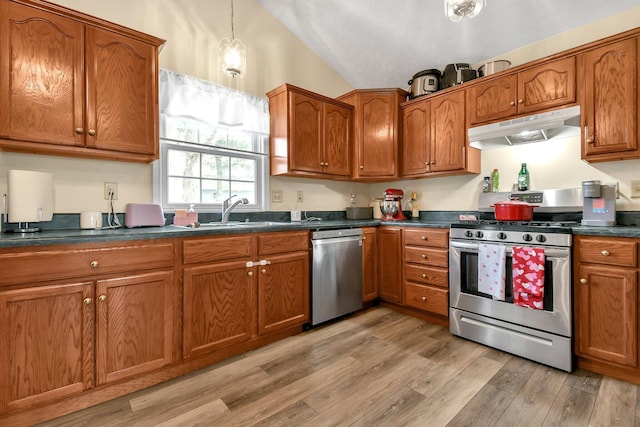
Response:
[[271, 190, 283, 203], [104, 182, 118, 200], [297, 190, 304, 203], [631, 180, 640, 198]]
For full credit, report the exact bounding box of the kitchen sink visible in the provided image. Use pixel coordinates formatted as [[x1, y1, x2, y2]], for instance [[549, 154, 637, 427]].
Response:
[[173, 221, 292, 229]]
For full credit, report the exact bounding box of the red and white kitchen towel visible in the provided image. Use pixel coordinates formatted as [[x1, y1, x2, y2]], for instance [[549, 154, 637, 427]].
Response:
[[512, 246, 545, 310], [478, 243, 506, 301]]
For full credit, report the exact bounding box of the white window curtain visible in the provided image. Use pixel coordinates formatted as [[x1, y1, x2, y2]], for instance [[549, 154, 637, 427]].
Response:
[[159, 68, 269, 135], [153, 69, 270, 211]]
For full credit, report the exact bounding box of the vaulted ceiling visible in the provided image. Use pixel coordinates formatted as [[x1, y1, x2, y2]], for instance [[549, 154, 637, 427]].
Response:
[[257, 0, 640, 89]]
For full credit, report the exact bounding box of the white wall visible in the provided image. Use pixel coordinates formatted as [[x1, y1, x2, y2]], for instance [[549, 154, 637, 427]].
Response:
[[2, 2, 640, 215]]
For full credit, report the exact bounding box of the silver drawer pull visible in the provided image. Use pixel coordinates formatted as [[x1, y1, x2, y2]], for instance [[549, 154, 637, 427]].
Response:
[[601, 250, 610, 256], [90, 260, 99, 268]]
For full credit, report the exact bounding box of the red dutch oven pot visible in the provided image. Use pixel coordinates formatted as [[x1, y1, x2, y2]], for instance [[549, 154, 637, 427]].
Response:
[[492, 201, 538, 221]]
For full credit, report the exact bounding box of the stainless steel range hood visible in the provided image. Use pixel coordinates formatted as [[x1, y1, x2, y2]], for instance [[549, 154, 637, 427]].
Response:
[[468, 105, 581, 150]]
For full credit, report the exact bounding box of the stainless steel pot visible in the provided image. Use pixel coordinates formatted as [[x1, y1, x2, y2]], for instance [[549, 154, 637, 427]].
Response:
[[478, 60, 511, 77], [408, 69, 440, 99]]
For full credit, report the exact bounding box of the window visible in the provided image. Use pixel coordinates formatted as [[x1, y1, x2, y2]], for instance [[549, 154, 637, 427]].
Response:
[[154, 69, 269, 212]]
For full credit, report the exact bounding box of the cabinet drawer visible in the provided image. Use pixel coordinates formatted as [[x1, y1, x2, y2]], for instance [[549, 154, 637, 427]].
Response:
[[183, 235, 254, 264], [578, 237, 637, 267], [404, 228, 449, 248], [405, 283, 448, 316], [258, 231, 309, 255], [404, 246, 448, 267], [404, 264, 448, 288], [0, 242, 174, 286]]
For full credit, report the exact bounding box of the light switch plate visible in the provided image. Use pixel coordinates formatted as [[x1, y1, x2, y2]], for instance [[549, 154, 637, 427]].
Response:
[[631, 180, 640, 198], [271, 190, 283, 203]]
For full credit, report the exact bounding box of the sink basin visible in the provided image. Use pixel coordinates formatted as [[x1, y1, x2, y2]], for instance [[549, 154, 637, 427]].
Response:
[[174, 221, 290, 229]]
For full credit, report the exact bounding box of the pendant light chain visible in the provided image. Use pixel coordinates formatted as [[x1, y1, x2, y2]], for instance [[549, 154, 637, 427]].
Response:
[[230, 0, 235, 40]]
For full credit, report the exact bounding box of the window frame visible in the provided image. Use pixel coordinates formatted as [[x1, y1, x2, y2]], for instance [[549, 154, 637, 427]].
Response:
[[154, 134, 270, 213]]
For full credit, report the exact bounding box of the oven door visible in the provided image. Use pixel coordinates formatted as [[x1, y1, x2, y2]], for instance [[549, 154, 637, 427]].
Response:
[[449, 239, 571, 338]]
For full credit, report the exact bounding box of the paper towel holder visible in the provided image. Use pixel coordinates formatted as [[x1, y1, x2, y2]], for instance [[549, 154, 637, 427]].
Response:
[[6, 170, 54, 233]]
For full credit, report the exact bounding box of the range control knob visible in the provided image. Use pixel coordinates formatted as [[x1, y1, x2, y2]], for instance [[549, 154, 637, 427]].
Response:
[[536, 234, 547, 243], [522, 233, 533, 242], [475, 231, 484, 238], [465, 230, 473, 238], [497, 232, 507, 240]]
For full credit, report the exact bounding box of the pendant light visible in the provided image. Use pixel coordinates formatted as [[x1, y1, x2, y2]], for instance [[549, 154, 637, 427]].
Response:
[[219, 0, 246, 78], [445, 0, 485, 22]]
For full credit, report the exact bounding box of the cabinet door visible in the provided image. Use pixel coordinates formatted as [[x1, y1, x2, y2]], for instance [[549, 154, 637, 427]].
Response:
[[183, 261, 254, 359], [85, 27, 158, 156], [289, 91, 323, 173], [257, 252, 309, 334], [401, 100, 431, 177], [95, 271, 174, 385], [518, 56, 576, 114], [0, 2, 84, 146], [582, 38, 638, 159], [431, 90, 466, 172], [0, 282, 94, 413], [356, 93, 398, 178], [575, 265, 637, 367], [323, 103, 352, 177], [378, 227, 403, 303], [362, 227, 379, 302], [467, 74, 518, 125]]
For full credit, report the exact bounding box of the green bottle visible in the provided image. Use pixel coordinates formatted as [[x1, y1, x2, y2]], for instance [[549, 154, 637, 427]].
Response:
[[518, 163, 529, 191], [491, 169, 499, 192]]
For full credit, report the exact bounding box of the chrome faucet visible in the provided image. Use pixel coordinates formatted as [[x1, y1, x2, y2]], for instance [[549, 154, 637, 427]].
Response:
[[221, 195, 249, 223]]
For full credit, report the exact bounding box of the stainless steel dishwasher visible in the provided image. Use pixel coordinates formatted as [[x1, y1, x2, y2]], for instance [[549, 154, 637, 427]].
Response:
[[310, 228, 363, 326]]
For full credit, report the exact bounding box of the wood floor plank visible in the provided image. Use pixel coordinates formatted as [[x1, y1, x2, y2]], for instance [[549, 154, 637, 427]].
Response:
[[303, 352, 435, 418], [251, 400, 318, 427], [411, 339, 489, 398], [493, 364, 567, 427], [215, 356, 361, 426], [402, 355, 504, 426], [150, 398, 229, 427], [541, 384, 595, 427], [446, 355, 538, 427], [589, 376, 637, 427]]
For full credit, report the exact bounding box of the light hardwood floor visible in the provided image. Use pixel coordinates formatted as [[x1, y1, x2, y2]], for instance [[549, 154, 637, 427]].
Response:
[[38, 307, 640, 427]]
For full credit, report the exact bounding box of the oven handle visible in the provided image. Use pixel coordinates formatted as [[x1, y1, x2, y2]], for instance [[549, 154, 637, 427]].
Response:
[[449, 240, 570, 259]]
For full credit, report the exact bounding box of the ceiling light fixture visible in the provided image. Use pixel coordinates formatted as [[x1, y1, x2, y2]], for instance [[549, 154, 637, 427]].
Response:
[[219, 0, 246, 78], [445, 0, 485, 22]]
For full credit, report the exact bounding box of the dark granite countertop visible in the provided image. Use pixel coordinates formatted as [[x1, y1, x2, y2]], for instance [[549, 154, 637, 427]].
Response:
[[0, 219, 379, 248], [1, 217, 638, 249]]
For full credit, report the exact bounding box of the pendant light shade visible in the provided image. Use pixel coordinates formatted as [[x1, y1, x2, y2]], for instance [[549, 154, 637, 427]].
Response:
[[445, 0, 485, 22], [219, 0, 246, 78]]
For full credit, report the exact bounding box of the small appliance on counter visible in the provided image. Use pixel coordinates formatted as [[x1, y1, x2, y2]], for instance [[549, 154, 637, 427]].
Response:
[[442, 63, 477, 88], [125, 203, 165, 228], [6, 169, 54, 233], [379, 188, 407, 221], [408, 69, 441, 99], [581, 180, 616, 226]]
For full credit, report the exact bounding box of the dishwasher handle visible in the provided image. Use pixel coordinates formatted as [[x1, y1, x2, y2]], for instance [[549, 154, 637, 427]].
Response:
[[312, 235, 362, 247]]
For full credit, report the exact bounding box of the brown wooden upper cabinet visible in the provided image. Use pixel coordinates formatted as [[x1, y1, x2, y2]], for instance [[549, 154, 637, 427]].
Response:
[[579, 37, 640, 162], [467, 56, 576, 126], [0, 0, 164, 163], [401, 90, 480, 178], [268, 83, 353, 179], [337, 89, 407, 181]]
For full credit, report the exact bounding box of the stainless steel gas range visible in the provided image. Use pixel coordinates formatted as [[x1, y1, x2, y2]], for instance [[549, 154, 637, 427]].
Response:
[[449, 188, 582, 372]]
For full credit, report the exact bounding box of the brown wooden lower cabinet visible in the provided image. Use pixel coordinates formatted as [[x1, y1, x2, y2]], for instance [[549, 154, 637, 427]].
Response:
[[0, 269, 174, 414], [574, 235, 640, 383], [378, 226, 403, 303], [362, 227, 379, 302]]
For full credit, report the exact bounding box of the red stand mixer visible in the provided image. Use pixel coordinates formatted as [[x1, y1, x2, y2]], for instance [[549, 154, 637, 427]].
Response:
[[380, 188, 407, 221]]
